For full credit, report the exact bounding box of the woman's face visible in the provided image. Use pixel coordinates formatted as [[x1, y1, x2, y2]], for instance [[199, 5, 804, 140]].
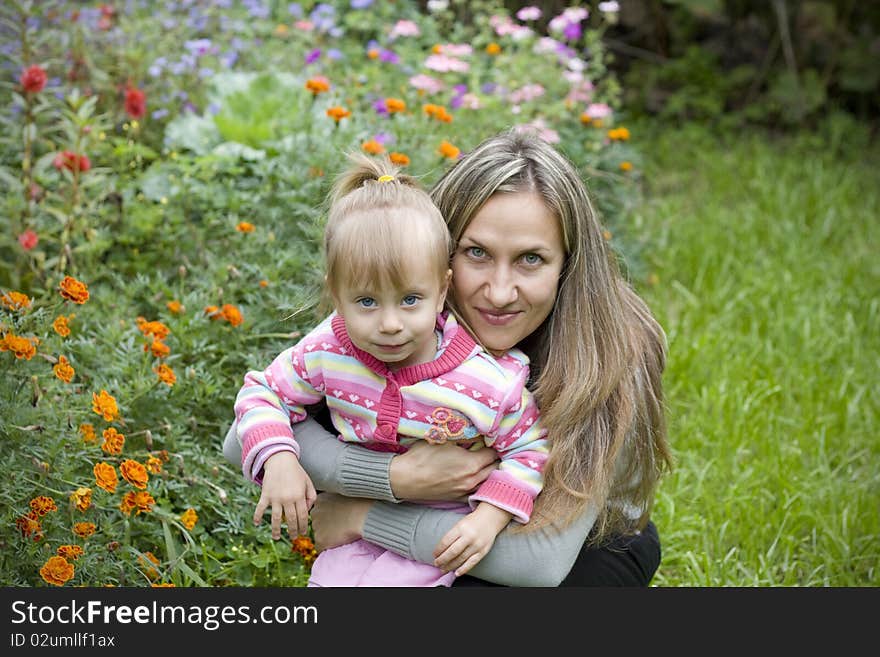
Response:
[[451, 192, 566, 355]]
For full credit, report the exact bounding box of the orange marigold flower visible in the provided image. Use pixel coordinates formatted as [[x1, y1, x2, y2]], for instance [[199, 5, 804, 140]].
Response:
[[70, 487, 92, 512], [204, 305, 221, 320], [145, 456, 163, 474], [59, 275, 89, 304], [620, 161, 633, 172], [305, 77, 330, 95], [608, 127, 631, 141], [579, 113, 592, 125], [57, 544, 84, 560], [326, 106, 351, 123], [94, 462, 119, 493], [259, 279, 269, 288], [119, 492, 136, 514], [119, 459, 149, 490], [1, 333, 38, 360], [154, 363, 176, 387], [166, 300, 183, 314], [438, 140, 460, 159], [138, 551, 161, 580], [53, 355, 75, 383], [221, 304, 243, 327], [40, 555, 75, 586], [101, 428, 125, 455], [53, 315, 72, 337], [180, 508, 198, 530], [136, 317, 170, 340], [361, 139, 384, 155], [30, 496, 58, 516], [92, 389, 119, 422], [486, 42, 501, 55], [236, 221, 255, 233], [16, 511, 43, 540], [80, 423, 97, 444], [291, 535, 317, 565], [422, 103, 453, 122], [145, 339, 171, 358], [73, 521, 96, 538], [389, 152, 410, 166], [385, 98, 406, 114], [132, 491, 155, 515], [1, 290, 31, 311]]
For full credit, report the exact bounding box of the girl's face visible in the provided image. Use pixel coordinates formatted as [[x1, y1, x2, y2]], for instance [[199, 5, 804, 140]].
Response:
[[451, 192, 566, 356], [335, 261, 450, 370]]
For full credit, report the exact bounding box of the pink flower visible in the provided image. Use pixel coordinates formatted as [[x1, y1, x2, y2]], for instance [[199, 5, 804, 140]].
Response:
[[585, 103, 613, 119], [516, 6, 542, 21], [424, 54, 469, 73], [389, 19, 420, 39], [409, 74, 445, 94], [18, 230, 38, 250], [20, 65, 47, 93], [516, 119, 560, 144]]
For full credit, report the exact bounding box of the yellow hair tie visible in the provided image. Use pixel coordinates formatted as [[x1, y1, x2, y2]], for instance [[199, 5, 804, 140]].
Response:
[[377, 174, 395, 183]]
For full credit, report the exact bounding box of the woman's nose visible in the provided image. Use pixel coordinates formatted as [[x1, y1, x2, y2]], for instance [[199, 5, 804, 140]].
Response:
[[484, 267, 518, 307]]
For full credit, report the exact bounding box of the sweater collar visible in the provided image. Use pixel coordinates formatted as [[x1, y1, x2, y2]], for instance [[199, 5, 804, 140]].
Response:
[[330, 310, 477, 386]]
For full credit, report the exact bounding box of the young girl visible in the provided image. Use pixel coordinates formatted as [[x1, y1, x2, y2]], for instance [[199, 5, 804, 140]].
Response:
[[233, 154, 548, 586]]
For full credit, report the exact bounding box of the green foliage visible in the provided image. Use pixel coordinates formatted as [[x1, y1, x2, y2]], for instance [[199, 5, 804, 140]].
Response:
[[631, 121, 879, 585], [1, 0, 637, 587]]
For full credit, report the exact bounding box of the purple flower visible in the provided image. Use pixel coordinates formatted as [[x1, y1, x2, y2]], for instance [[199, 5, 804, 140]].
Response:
[[288, 2, 304, 17], [380, 49, 400, 64], [350, 0, 373, 8], [305, 48, 322, 64], [563, 22, 582, 41], [327, 49, 343, 60], [373, 132, 394, 145], [373, 98, 388, 116], [151, 108, 169, 120]]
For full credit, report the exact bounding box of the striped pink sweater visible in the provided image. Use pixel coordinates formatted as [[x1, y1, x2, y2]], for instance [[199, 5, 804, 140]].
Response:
[[234, 311, 548, 523]]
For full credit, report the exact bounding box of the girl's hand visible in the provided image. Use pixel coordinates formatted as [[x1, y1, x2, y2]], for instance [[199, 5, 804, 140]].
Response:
[[433, 503, 512, 576], [254, 451, 317, 540], [310, 492, 373, 551], [389, 441, 500, 502]]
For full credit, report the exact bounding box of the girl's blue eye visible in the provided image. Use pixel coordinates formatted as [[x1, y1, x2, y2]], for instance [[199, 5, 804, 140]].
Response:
[[402, 295, 420, 307], [467, 246, 486, 259], [357, 298, 376, 308], [522, 253, 543, 265]]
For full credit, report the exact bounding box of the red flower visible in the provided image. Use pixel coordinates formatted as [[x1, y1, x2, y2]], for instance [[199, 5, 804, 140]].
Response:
[[18, 230, 38, 250], [124, 86, 146, 119], [20, 65, 47, 93], [53, 151, 91, 173]]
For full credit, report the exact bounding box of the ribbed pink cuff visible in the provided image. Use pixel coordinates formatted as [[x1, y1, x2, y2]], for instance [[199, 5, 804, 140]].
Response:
[[469, 478, 534, 524]]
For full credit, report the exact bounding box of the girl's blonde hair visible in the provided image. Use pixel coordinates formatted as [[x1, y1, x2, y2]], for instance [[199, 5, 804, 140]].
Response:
[[431, 129, 673, 544], [324, 153, 451, 301]]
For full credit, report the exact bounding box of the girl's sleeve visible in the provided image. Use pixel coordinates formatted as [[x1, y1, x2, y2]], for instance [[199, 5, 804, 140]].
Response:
[[234, 341, 325, 483], [470, 371, 549, 523], [363, 501, 598, 586]]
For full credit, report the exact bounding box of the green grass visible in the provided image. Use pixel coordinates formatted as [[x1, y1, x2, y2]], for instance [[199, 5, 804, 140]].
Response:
[[627, 120, 880, 585]]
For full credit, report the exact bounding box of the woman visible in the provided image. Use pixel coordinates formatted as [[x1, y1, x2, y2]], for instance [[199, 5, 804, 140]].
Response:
[[225, 128, 672, 586]]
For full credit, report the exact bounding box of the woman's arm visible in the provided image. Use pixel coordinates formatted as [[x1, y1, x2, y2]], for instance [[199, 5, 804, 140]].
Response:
[[362, 502, 598, 587], [275, 417, 499, 503]]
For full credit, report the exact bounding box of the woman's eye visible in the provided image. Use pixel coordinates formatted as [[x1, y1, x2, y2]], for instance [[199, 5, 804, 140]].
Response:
[[401, 295, 420, 307], [357, 298, 376, 308], [522, 253, 543, 266], [466, 246, 486, 259]]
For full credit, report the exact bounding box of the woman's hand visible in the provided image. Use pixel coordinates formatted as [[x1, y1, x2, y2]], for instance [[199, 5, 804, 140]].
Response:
[[389, 441, 500, 502], [310, 492, 373, 552]]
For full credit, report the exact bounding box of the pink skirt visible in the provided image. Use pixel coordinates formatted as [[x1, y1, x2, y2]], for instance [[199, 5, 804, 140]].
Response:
[[308, 539, 456, 587]]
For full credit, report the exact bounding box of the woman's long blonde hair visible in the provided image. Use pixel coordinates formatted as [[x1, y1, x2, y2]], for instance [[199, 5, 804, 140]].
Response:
[[431, 130, 672, 543]]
